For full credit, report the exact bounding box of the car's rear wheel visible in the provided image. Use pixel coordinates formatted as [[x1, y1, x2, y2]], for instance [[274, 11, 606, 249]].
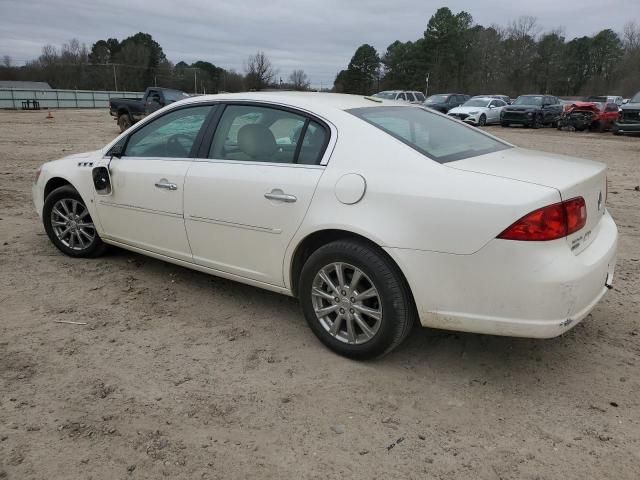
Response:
[[43, 185, 107, 258], [501, 121, 509, 128], [478, 114, 487, 127], [299, 239, 415, 359], [117, 113, 132, 132]]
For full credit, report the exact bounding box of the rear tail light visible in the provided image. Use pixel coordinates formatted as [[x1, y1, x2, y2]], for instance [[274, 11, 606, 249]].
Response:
[[497, 197, 587, 241]]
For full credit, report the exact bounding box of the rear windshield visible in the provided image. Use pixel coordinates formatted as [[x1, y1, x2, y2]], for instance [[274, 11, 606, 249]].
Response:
[[347, 106, 511, 163], [373, 92, 397, 100], [164, 90, 190, 102]]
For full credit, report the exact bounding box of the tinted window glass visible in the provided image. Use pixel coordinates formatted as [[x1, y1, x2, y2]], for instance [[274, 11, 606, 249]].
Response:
[[397, 93, 406, 100], [209, 105, 307, 164], [414, 92, 425, 102], [347, 106, 510, 163], [298, 121, 329, 165], [405, 92, 415, 102], [125, 105, 212, 158]]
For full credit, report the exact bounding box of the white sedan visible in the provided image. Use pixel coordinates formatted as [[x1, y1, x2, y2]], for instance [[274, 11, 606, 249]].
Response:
[[448, 97, 507, 126], [33, 92, 618, 359]]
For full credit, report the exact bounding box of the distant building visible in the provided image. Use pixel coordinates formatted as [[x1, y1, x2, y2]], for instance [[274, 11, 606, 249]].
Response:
[[0, 81, 52, 89]]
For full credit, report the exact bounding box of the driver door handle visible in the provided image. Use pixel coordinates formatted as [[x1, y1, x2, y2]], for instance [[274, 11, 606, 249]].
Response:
[[155, 179, 178, 191], [264, 189, 297, 203]]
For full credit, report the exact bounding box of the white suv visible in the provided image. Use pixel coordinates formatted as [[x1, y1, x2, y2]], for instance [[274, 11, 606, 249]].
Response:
[[372, 90, 426, 103]]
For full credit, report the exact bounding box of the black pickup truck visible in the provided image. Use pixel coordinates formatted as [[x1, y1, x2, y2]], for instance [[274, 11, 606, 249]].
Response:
[[109, 87, 190, 132]]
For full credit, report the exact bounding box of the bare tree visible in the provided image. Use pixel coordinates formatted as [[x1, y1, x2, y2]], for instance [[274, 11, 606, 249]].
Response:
[[2, 55, 11, 68], [245, 51, 276, 90], [623, 21, 640, 50], [288, 69, 310, 90], [507, 16, 541, 41]]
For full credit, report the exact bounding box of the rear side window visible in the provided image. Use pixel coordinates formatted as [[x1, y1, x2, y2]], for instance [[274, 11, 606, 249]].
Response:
[[209, 105, 328, 165], [347, 106, 511, 163], [414, 92, 425, 102], [397, 93, 406, 101], [405, 92, 415, 102]]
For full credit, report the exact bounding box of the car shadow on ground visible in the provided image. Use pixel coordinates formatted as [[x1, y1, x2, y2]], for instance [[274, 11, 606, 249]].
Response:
[[100, 246, 596, 383]]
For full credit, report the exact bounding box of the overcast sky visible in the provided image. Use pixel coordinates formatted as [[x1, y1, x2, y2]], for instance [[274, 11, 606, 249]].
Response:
[[0, 0, 637, 87]]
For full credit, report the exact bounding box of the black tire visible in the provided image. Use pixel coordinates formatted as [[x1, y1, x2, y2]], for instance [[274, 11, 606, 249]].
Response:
[[43, 185, 107, 258], [531, 114, 542, 129], [478, 114, 487, 127], [299, 239, 415, 359], [501, 122, 509, 128], [117, 113, 132, 132]]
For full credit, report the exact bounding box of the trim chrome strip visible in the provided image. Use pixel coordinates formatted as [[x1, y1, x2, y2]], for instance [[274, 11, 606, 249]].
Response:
[[187, 215, 282, 234], [98, 200, 182, 218]]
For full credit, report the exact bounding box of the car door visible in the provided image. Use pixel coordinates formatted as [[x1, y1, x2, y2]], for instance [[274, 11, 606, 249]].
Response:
[[489, 100, 505, 122], [183, 103, 331, 287], [95, 104, 215, 261]]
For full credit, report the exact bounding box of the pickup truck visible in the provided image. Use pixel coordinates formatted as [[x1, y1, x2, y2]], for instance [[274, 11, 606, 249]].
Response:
[[109, 87, 190, 132]]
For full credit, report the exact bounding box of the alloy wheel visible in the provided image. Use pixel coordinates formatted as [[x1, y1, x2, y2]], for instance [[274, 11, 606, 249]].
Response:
[[311, 262, 382, 344], [50, 198, 96, 251]]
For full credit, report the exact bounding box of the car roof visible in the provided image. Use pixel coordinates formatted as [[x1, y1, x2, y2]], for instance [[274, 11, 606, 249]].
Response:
[[178, 91, 407, 112]]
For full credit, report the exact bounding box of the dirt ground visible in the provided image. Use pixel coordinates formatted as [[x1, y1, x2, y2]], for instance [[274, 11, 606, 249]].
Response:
[[0, 109, 639, 480]]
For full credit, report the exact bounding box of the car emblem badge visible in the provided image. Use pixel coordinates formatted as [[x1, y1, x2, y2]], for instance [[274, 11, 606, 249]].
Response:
[[597, 191, 602, 211]]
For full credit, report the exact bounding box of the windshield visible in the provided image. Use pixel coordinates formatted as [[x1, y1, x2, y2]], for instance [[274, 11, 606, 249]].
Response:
[[462, 99, 490, 108], [347, 106, 510, 164], [373, 92, 397, 100], [630, 92, 640, 103], [164, 90, 190, 102], [513, 96, 543, 106], [424, 95, 448, 104]]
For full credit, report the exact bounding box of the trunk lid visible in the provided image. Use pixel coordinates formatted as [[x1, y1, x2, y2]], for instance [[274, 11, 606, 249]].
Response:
[[448, 147, 607, 254]]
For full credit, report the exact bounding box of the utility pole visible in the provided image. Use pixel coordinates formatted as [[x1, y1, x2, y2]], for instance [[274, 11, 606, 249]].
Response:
[[425, 73, 430, 97], [113, 64, 118, 91], [194, 69, 197, 94]]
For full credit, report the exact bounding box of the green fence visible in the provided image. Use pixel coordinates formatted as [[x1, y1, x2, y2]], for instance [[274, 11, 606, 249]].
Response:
[[0, 88, 144, 109]]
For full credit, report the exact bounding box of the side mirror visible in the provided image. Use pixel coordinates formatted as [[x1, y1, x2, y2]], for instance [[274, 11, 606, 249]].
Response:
[[489, 105, 495, 109], [92, 166, 112, 196]]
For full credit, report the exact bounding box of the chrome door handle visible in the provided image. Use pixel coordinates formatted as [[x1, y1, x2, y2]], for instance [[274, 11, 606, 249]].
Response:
[[264, 189, 297, 203], [155, 179, 178, 191]]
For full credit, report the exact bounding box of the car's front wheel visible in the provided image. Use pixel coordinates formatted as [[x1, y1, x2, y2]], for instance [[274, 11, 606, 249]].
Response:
[[299, 239, 415, 359], [43, 185, 107, 258]]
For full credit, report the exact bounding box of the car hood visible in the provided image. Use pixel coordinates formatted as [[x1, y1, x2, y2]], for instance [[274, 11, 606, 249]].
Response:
[[621, 102, 640, 111], [504, 105, 540, 112], [447, 147, 604, 193], [449, 106, 487, 114], [566, 102, 601, 113]]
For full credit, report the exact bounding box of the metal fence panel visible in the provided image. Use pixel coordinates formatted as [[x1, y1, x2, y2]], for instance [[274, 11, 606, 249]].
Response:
[[0, 88, 144, 109]]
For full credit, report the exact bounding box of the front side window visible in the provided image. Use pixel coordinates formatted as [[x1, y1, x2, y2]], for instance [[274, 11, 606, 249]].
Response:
[[209, 105, 327, 164], [397, 93, 406, 101], [347, 106, 511, 164], [124, 105, 213, 158]]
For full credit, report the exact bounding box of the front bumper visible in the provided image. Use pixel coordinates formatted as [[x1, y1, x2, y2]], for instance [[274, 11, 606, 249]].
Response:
[[613, 121, 640, 134], [387, 211, 618, 338]]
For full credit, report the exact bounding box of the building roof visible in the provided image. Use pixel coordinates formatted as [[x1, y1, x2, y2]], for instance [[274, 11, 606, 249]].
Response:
[[0, 81, 52, 89]]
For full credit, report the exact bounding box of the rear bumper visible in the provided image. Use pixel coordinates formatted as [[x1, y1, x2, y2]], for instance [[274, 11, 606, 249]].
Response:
[[387, 211, 618, 338]]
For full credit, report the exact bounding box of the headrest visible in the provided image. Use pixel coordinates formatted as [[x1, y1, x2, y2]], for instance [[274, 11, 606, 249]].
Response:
[[238, 124, 276, 159]]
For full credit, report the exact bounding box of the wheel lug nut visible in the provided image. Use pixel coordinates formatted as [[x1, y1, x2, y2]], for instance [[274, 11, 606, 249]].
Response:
[[350, 297, 355, 303], [339, 308, 345, 314], [349, 308, 354, 314], [334, 297, 340, 303], [341, 290, 346, 296]]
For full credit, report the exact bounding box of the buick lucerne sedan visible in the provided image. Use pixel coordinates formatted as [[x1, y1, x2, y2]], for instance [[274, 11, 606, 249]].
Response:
[[33, 92, 618, 359]]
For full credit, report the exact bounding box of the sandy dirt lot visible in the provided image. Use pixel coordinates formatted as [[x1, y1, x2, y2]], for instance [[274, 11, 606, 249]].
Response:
[[1, 109, 639, 480]]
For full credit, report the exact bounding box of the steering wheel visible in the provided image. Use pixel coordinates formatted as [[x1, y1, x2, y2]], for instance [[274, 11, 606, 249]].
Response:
[[166, 134, 193, 157]]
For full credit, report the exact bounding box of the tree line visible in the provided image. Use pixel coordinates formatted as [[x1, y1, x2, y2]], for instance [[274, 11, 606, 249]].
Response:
[[0, 32, 311, 93], [334, 7, 640, 98]]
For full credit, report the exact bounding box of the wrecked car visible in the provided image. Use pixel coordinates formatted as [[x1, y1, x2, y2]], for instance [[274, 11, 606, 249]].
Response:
[[557, 101, 619, 132]]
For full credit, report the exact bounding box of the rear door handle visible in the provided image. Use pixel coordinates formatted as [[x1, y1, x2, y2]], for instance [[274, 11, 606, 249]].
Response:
[[155, 179, 178, 191], [264, 189, 297, 203]]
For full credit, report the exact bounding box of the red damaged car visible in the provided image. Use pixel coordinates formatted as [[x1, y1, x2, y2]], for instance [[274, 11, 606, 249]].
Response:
[[558, 101, 620, 132]]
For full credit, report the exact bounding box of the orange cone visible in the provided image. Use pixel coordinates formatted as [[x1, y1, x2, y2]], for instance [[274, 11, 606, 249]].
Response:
[[46, 110, 54, 119]]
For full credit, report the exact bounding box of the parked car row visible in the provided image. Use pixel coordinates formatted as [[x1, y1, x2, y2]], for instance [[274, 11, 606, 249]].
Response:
[[373, 89, 639, 135]]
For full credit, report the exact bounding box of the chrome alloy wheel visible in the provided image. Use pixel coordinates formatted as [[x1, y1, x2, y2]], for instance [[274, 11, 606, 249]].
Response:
[[50, 198, 96, 251], [311, 262, 382, 344]]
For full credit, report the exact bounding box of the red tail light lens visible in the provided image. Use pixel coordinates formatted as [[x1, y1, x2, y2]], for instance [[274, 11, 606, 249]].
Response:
[[498, 197, 586, 241]]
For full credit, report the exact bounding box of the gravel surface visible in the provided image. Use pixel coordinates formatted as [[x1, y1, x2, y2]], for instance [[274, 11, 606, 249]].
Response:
[[1, 109, 639, 479]]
